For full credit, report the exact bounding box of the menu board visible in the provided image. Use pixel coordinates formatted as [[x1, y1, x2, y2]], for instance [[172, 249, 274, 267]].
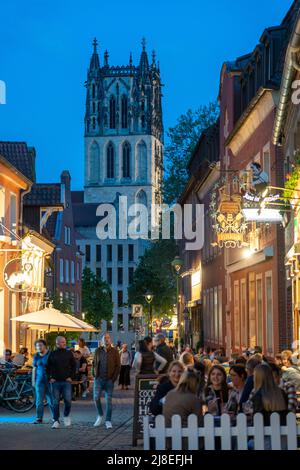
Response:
[[132, 374, 159, 446]]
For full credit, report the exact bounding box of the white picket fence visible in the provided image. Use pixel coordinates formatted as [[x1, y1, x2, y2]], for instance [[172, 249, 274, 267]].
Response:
[[143, 413, 300, 450]]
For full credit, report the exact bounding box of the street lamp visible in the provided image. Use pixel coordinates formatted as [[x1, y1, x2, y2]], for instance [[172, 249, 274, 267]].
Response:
[[171, 255, 183, 354], [144, 291, 154, 336]]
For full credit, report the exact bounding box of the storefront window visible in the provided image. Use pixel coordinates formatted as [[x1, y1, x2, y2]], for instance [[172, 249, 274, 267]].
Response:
[[249, 274, 256, 348], [214, 287, 218, 343], [240, 280, 247, 348], [218, 286, 222, 343], [265, 273, 273, 353], [256, 276, 263, 348], [234, 281, 240, 349]]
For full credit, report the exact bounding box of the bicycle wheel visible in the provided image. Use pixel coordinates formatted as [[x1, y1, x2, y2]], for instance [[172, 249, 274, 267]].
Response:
[[6, 384, 36, 413]]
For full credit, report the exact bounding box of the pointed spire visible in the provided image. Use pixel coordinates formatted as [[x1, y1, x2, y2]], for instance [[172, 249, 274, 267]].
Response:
[[129, 52, 133, 66], [89, 37, 100, 71], [104, 50, 109, 67], [139, 37, 149, 75], [152, 50, 156, 67], [93, 37, 98, 52]]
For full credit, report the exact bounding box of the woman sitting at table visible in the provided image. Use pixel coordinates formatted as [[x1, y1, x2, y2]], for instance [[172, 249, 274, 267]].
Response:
[[202, 365, 229, 416], [149, 361, 184, 416], [163, 369, 202, 427]]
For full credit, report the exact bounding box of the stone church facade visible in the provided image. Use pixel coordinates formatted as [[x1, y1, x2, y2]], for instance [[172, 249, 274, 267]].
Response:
[[74, 39, 164, 345]]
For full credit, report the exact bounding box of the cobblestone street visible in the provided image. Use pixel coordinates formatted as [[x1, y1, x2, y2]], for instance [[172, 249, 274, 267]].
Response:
[[0, 386, 139, 450]]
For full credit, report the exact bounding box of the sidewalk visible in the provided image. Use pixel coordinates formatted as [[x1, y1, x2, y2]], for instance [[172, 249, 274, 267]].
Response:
[[0, 385, 139, 450]]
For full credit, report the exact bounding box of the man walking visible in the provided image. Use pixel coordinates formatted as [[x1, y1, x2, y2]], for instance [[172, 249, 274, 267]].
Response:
[[32, 339, 53, 424], [154, 333, 174, 374], [46, 336, 76, 429], [93, 333, 121, 429]]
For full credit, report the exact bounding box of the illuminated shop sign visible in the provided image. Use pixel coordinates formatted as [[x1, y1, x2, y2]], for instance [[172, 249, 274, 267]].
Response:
[[3, 258, 33, 292], [242, 208, 283, 223]]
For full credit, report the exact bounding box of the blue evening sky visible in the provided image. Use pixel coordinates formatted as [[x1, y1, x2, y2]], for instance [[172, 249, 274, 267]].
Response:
[[0, 0, 293, 189]]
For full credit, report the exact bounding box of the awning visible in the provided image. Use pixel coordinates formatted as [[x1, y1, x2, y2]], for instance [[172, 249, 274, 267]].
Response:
[[11, 305, 98, 332]]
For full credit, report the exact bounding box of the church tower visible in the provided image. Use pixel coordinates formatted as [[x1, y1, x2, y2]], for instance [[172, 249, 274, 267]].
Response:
[[84, 38, 163, 210], [75, 39, 164, 345]]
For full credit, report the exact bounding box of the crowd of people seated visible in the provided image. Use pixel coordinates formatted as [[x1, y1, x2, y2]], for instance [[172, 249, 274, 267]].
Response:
[[146, 342, 300, 427]]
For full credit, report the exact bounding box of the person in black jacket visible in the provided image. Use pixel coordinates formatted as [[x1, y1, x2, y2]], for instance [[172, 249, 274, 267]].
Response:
[[154, 334, 174, 374], [149, 361, 184, 415], [46, 336, 76, 429], [240, 356, 262, 407]]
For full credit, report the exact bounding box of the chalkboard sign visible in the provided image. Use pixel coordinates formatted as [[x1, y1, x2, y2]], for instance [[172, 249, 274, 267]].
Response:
[[132, 374, 159, 446]]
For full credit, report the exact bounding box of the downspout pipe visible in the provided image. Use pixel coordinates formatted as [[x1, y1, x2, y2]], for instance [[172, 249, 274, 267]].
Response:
[[273, 13, 300, 145], [20, 185, 33, 238]]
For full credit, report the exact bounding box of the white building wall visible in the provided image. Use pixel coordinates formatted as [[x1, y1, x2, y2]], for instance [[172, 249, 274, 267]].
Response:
[[76, 228, 148, 346]]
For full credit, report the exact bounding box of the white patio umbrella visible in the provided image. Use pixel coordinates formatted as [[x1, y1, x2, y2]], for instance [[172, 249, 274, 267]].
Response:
[[63, 314, 99, 332], [11, 305, 98, 332]]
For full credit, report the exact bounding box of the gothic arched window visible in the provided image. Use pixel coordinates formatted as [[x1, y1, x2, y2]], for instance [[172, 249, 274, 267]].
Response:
[[137, 141, 147, 181], [89, 141, 100, 183], [109, 95, 116, 129], [121, 95, 128, 128], [122, 142, 131, 178], [92, 101, 96, 113], [92, 117, 96, 129], [92, 83, 95, 99], [107, 142, 115, 178]]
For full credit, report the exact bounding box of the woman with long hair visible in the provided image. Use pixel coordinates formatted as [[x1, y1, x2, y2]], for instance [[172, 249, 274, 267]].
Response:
[[246, 363, 289, 450], [163, 369, 202, 427], [203, 365, 229, 416], [150, 361, 184, 415], [179, 352, 194, 369], [118, 344, 131, 390], [251, 363, 288, 418], [202, 358, 212, 383]]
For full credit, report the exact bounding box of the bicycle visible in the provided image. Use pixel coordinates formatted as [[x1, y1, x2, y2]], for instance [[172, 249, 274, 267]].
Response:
[[0, 362, 35, 413]]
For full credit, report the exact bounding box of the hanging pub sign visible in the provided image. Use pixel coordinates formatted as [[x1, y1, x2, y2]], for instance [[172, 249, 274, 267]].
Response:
[[3, 258, 33, 292], [132, 304, 143, 317], [210, 178, 248, 249]]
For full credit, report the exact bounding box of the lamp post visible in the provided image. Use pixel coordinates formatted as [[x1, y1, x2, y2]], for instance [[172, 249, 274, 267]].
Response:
[[144, 291, 154, 337], [171, 255, 183, 354]]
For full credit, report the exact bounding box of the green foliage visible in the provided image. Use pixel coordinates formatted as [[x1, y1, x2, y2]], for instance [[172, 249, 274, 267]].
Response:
[[127, 239, 178, 317], [48, 290, 72, 313], [45, 291, 79, 349], [82, 267, 113, 328], [163, 102, 219, 204], [284, 153, 300, 200]]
